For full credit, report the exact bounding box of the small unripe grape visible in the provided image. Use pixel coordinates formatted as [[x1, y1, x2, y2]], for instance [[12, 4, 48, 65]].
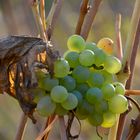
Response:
[[113, 82, 125, 95], [37, 96, 56, 117], [86, 87, 103, 104], [54, 58, 70, 78], [55, 104, 68, 116], [97, 37, 114, 55], [101, 83, 115, 100], [64, 51, 80, 68], [67, 35, 85, 52], [104, 56, 122, 74], [72, 65, 90, 83], [51, 86, 68, 103], [76, 83, 89, 95], [108, 95, 128, 114], [61, 93, 78, 110], [79, 50, 95, 66], [72, 90, 83, 105], [85, 42, 98, 52], [101, 111, 117, 128]]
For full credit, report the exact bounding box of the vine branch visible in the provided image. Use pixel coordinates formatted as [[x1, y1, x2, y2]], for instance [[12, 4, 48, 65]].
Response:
[[75, 0, 89, 35], [80, 0, 102, 40]]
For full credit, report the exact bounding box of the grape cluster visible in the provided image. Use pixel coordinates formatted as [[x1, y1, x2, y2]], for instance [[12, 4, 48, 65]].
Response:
[[34, 35, 128, 128]]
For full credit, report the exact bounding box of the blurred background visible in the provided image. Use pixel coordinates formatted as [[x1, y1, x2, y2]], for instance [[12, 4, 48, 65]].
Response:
[[0, 0, 139, 140]]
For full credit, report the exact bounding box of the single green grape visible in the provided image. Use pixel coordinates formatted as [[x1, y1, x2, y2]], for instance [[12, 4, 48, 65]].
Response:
[[101, 111, 117, 128], [72, 65, 90, 83], [67, 35, 85, 52], [79, 50, 95, 66], [75, 99, 94, 120], [64, 51, 80, 68], [72, 90, 83, 106], [108, 95, 128, 114], [55, 104, 68, 116], [86, 87, 103, 104], [76, 83, 89, 95], [88, 112, 103, 126], [104, 56, 122, 74], [59, 76, 76, 92], [101, 83, 115, 100], [37, 96, 56, 117], [61, 93, 78, 110], [113, 82, 125, 95], [95, 100, 108, 114], [51, 86, 68, 103], [35, 69, 48, 80], [87, 71, 104, 87], [54, 58, 70, 78], [38, 75, 59, 91]]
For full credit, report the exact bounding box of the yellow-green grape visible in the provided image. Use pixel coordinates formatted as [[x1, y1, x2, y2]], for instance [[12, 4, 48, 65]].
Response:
[[54, 58, 70, 78], [97, 37, 114, 55], [35, 69, 48, 80], [67, 35, 85, 52], [55, 104, 68, 116], [101, 111, 117, 128], [104, 56, 122, 74], [113, 82, 125, 95], [108, 95, 128, 114], [85, 42, 98, 52]]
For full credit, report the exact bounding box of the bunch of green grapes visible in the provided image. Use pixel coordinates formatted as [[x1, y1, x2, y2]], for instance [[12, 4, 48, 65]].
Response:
[[34, 35, 128, 129]]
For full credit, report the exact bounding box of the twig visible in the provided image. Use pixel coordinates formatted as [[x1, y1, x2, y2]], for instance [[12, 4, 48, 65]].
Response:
[[80, 0, 102, 40], [75, 0, 89, 35], [36, 116, 58, 140], [40, 0, 46, 31], [126, 18, 140, 88], [15, 113, 28, 140], [46, 0, 62, 40], [125, 90, 140, 96], [121, 0, 140, 70], [31, 0, 47, 40], [115, 14, 123, 60], [126, 114, 140, 140], [59, 116, 67, 140], [116, 0, 140, 139]]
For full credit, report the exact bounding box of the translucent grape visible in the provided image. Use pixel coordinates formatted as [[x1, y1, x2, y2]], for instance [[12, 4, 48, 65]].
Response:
[[37, 96, 56, 117], [72, 65, 90, 83], [86, 87, 103, 104], [51, 86, 68, 103], [61, 93, 78, 110], [101, 111, 117, 128], [87, 71, 104, 87], [59, 76, 76, 92], [67, 35, 85, 52], [94, 49, 107, 67], [55, 104, 68, 116], [113, 82, 125, 95], [79, 50, 95, 66], [38, 75, 59, 91], [64, 51, 80, 68], [97, 37, 114, 55], [88, 112, 103, 126], [108, 95, 128, 114], [101, 83, 115, 100], [54, 58, 70, 78], [104, 56, 122, 74]]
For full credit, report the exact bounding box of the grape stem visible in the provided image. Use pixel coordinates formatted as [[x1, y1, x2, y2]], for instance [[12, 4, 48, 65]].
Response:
[[15, 113, 28, 140], [59, 116, 67, 140], [80, 0, 102, 40], [75, 0, 89, 35], [46, 0, 63, 40], [115, 13, 123, 60], [125, 90, 140, 96]]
